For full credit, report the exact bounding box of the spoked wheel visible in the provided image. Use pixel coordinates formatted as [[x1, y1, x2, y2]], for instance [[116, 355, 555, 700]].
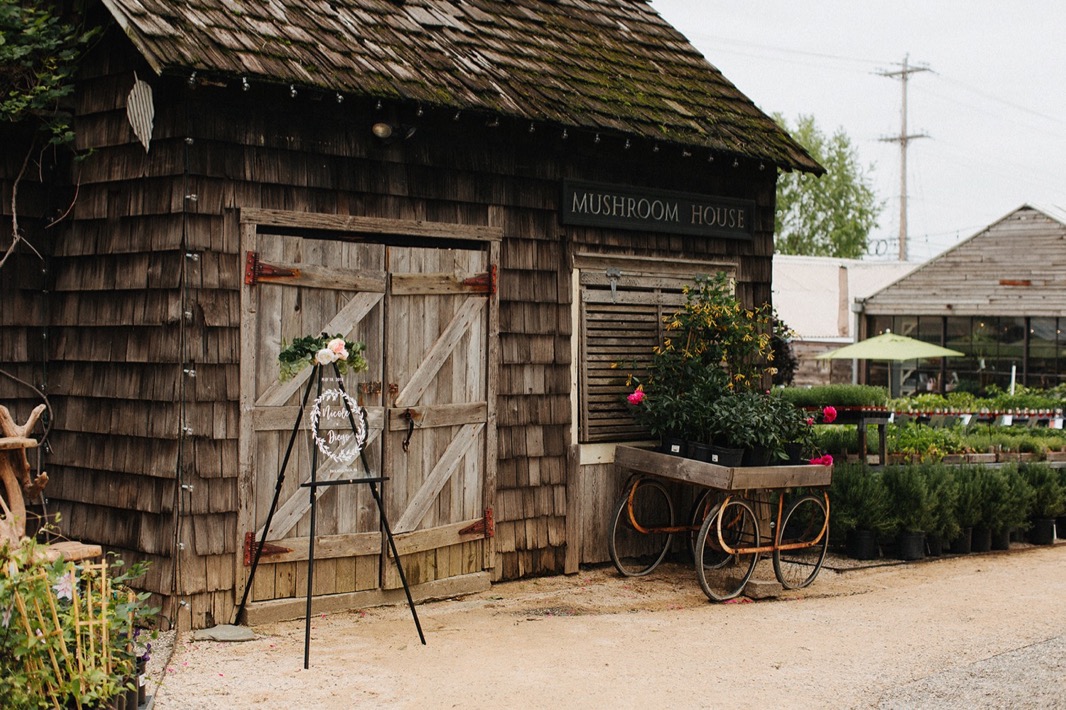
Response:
[[688, 488, 726, 565], [608, 477, 675, 577], [773, 494, 829, 589], [694, 498, 759, 601]]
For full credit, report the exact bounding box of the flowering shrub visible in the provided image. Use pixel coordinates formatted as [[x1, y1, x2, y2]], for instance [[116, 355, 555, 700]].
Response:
[[624, 273, 781, 442], [278, 333, 368, 381]]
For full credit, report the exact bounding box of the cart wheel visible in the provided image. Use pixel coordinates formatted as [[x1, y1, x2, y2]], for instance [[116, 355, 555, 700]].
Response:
[[608, 478, 675, 577], [773, 494, 829, 589], [688, 489, 726, 564], [695, 498, 759, 601]]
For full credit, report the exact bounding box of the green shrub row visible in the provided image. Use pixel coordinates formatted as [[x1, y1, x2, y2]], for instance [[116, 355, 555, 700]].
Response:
[[811, 421, 1066, 461], [828, 461, 1066, 543]]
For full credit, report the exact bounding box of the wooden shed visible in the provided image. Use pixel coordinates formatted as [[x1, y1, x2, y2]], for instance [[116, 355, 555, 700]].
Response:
[[859, 205, 1066, 393], [0, 0, 821, 629]]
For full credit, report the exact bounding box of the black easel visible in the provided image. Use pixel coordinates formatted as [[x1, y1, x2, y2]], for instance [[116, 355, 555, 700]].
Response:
[[234, 363, 425, 668]]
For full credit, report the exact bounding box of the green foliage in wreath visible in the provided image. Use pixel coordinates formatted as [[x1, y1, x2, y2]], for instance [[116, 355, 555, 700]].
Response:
[[278, 334, 368, 381]]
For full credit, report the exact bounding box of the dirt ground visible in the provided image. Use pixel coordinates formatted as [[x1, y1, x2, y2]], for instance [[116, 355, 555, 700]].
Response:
[[151, 543, 1066, 709]]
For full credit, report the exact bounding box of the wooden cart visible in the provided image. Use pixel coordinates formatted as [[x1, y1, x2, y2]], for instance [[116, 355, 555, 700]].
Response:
[[610, 445, 833, 601]]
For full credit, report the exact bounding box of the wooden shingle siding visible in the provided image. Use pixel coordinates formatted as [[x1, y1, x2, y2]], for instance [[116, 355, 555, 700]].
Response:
[[1, 0, 791, 624], [864, 207, 1066, 317]]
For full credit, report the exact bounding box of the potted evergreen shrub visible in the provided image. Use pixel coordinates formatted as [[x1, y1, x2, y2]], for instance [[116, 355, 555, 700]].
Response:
[[1019, 463, 1066, 545], [882, 465, 933, 560], [829, 463, 893, 560], [971, 466, 1009, 552], [922, 463, 960, 555], [992, 467, 1035, 550], [950, 465, 984, 553]]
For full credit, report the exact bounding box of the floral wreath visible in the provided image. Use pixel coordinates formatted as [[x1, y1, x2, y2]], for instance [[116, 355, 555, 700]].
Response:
[[278, 333, 368, 381], [309, 389, 368, 466]]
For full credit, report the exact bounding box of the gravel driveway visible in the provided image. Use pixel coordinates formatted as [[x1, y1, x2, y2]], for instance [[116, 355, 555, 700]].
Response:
[[150, 543, 1066, 709]]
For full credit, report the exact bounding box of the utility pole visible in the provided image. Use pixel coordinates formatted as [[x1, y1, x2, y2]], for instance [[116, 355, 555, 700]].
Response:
[[878, 54, 929, 262]]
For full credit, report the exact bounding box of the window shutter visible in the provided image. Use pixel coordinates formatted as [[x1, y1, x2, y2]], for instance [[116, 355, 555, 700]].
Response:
[[579, 274, 689, 443]]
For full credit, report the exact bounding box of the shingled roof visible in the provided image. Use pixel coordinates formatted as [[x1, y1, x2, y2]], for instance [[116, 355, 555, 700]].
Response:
[[99, 0, 823, 173]]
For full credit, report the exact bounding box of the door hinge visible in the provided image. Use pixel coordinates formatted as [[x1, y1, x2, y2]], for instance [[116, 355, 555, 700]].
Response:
[[459, 507, 495, 538], [243, 531, 292, 565], [245, 251, 300, 285], [462, 264, 497, 295]]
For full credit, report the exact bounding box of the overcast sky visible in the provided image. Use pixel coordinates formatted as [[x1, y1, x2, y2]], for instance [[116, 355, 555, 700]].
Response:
[[651, 0, 1066, 263]]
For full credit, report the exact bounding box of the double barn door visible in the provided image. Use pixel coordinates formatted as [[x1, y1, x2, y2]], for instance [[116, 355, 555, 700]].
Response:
[[237, 215, 498, 618]]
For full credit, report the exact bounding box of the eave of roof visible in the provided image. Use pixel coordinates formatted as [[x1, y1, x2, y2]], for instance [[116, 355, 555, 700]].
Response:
[[98, 0, 823, 174]]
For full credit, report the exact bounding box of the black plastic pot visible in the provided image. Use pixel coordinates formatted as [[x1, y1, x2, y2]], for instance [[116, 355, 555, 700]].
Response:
[[741, 446, 772, 467], [896, 531, 926, 561], [926, 535, 944, 557], [971, 526, 993, 553], [949, 527, 972, 554], [661, 436, 687, 457], [709, 445, 744, 467], [845, 529, 879, 560], [990, 528, 1012, 551], [688, 441, 712, 463], [1029, 518, 1056, 545]]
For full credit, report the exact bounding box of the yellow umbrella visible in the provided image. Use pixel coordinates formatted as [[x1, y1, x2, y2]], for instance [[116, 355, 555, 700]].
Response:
[[817, 332, 964, 361]]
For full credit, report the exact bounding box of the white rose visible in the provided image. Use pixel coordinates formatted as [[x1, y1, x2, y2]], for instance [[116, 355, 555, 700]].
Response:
[[315, 348, 336, 366]]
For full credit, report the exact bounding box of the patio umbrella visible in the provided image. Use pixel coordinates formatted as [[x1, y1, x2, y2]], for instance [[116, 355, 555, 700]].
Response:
[[816, 332, 964, 361]]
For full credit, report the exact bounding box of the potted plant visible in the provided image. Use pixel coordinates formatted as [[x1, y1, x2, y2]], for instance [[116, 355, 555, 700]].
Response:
[[882, 465, 933, 560], [992, 466, 1034, 550], [950, 465, 985, 553], [922, 462, 960, 555], [829, 463, 894, 560], [1019, 463, 1066, 545], [623, 273, 778, 461], [777, 384, 889, 424], [706, 390, 786, 466], [971, 465, 1009, 552]]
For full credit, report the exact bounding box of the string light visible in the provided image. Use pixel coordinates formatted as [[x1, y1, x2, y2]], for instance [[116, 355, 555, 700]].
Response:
[[187, 71, 197, 87], [561, 128, 568, 140], [335, 93, 344, 104], [289, 84, 297, 98], [707, 153, 715, 162], [376, 99, 382, 110], [528, 123, 535, 133], [241, 77, 249, 91], [682, 149, 691, 158], [624, 139, 630, 149], [453, 110, 461, 121], [732, 158, 739, 168], [416, 105, 424, 117], [594, 133, 601, 144]]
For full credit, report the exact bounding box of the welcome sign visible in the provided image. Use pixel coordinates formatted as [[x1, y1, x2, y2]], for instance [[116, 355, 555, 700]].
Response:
[[561, 179, 755, 240]]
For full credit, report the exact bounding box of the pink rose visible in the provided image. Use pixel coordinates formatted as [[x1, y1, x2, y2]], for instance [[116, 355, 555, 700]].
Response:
[[327, 338, 349, 361], [627, 387, 645, 405], [809, 454, 834, 467], [822, 406, 837, 424], [806, 417, 814, 426]]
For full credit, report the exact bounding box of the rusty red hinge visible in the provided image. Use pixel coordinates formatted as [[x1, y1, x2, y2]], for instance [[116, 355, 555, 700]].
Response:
[[462, 264, 497, 295], [245, 251, 300, 285], [459, 507, 495, 538], [243, 531, 293, 565]]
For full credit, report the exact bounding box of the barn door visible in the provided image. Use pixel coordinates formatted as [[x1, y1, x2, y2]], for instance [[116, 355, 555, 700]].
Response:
[[239, 232, 387, 608], [382, 246, 495, 589], [238, 226, 497, 615]]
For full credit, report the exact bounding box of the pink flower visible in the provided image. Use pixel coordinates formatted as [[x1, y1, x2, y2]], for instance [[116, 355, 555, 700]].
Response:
[[809, 454, 834, 467], [627, 386, 645, 405], [806, 417, 814, 426], [327, 337, 349, 360], [821, 406, 837, 424]]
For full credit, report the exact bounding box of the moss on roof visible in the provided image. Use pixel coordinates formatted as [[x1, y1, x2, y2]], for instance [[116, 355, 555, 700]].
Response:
[[100, 0, 823, 173]]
